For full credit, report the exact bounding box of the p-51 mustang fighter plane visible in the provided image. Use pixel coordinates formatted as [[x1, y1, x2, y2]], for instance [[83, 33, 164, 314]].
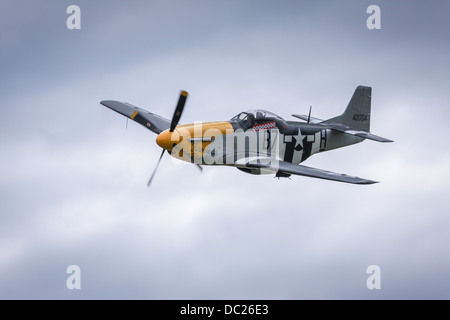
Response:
[[101, 85, 392, 186]]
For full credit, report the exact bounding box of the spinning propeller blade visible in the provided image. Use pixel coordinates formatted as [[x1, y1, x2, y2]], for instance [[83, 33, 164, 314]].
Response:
[[147, 90, 189, 187], [147, 149, 165, 187], [170, 90, 188, 132]]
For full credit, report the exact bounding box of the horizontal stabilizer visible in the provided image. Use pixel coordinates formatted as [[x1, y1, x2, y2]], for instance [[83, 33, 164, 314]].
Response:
[[322, 123, 393, 143], [291, 114, 324, 124], [100, 100, 170, 134], [344, 130, 393, 143], [292, 115, 393, 143]]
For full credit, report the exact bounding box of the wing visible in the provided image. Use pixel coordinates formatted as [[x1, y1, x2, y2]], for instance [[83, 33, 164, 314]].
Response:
[[239, 157, 377, 184], [277, 161, 377, 184], [100, 100, 170, 134]]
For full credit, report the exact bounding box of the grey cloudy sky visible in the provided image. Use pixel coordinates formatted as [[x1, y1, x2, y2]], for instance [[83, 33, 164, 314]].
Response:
[[1, 0, 449, 299]]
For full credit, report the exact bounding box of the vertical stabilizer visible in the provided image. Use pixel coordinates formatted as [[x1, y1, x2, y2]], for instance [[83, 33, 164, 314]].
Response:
[[323, 85, 371, 132]]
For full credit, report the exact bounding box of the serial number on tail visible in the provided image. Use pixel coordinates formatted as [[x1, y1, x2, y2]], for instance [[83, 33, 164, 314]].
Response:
[[353, 114, 369, 121]]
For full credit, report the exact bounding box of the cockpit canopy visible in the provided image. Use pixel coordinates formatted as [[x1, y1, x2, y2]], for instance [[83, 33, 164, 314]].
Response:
[[230, 109, 286, 131]]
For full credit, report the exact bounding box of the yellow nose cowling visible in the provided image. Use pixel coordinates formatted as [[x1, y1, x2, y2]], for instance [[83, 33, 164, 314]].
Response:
[[156, 129, 181, 151]]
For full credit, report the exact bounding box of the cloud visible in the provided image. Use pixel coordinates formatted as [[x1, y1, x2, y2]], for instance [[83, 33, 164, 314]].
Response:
[[1, 0, 450, 299]]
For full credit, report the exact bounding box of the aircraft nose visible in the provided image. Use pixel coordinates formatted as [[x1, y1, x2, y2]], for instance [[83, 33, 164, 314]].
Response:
[[156, 129, 181, 151]]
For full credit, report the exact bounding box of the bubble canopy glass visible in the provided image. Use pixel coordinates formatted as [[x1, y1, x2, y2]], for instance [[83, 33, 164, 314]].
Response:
[[230, 109, 285, 129]]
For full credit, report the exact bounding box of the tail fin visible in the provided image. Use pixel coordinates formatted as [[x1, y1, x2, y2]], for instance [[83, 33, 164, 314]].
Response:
[[323, 85, 371, 132]]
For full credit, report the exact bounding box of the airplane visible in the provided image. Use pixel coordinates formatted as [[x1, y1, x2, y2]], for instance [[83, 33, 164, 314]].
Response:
[[100, 85, 393, 186]]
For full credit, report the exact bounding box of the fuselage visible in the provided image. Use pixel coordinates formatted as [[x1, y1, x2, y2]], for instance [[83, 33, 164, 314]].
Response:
[[155, 109, 364, 173]]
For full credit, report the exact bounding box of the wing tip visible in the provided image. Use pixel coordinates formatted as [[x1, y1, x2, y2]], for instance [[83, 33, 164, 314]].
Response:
[[100, 100, 120, 108], [360, 179, 379, 185]]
